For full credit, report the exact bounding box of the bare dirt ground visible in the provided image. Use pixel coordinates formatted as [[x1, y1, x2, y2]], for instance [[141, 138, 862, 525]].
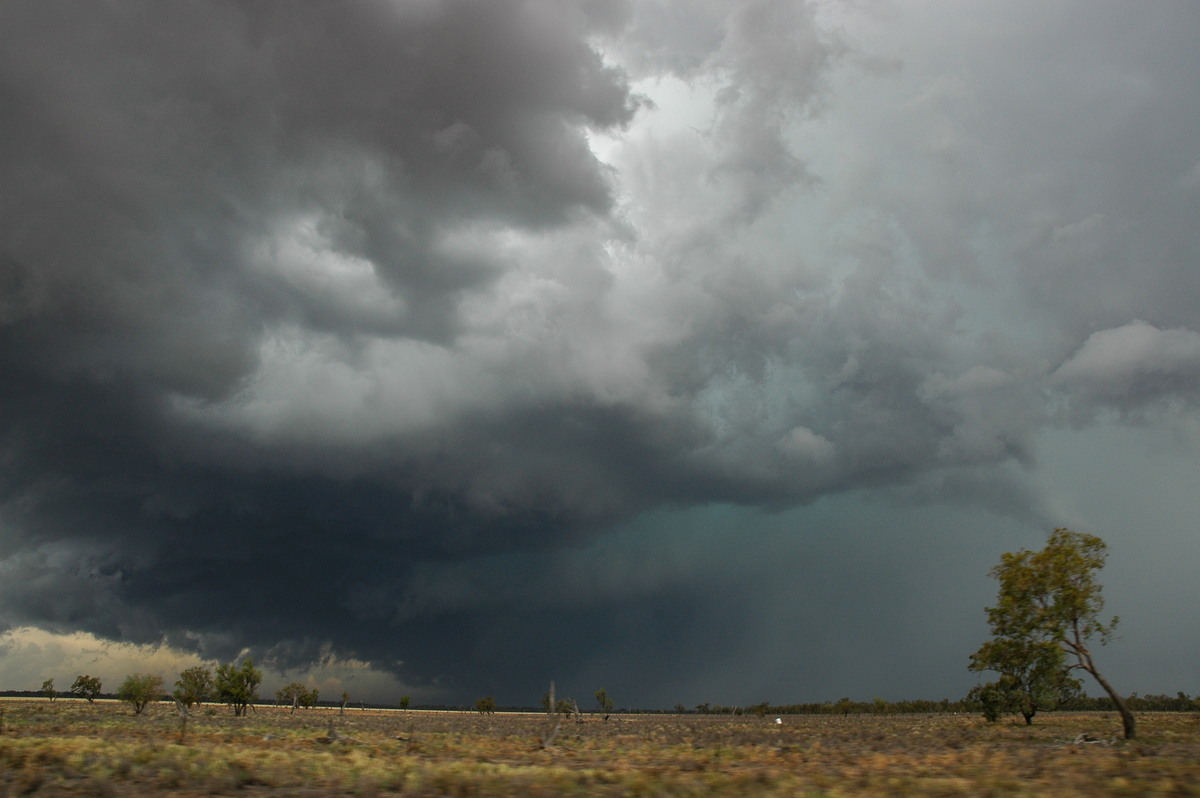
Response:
[[1, 699, 1197, 796]]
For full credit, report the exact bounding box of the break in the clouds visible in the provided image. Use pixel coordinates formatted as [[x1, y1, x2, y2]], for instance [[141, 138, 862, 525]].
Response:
[[2, 0, 1199, 706]]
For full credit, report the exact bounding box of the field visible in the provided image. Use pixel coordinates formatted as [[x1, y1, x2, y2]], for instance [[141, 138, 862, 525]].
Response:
[[1, 700, 1198, 796]]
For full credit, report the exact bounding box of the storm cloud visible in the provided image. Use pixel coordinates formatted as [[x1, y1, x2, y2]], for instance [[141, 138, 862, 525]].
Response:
[[3, 0, 1199, 706]]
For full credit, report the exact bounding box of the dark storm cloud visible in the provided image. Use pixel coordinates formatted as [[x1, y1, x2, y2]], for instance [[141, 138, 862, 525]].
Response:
[[1, 0, 636, 352], [0, 0, 640, 666], [3, 0, 1200, 704]]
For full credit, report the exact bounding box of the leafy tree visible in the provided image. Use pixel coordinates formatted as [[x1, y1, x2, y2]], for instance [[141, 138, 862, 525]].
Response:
[[71, 674, 102, 703], [970, 528, 1135, 738], [398, 695, 410, 711], [969, 636, 1080, 724], [215, 658, 262, 717], [173, 665, 213, 709], [41, 678, 56, 701], [594, 688, 613, 720], [276, 682, 318, 712], [475, 696, 496, 714], [117, 673, 164, 715], [277, 682, 303, 709]]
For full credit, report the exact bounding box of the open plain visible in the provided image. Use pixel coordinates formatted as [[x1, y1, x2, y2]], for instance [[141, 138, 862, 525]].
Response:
[[1, 700, 1197, 796]]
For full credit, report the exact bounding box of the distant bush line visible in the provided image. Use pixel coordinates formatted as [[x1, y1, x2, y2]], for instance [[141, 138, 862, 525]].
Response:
[[3, 690, 1196, 715], [686, 692, 1199, 717]]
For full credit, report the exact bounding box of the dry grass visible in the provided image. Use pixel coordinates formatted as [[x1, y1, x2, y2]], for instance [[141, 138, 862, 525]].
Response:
[[1, 700, 1198, 796]]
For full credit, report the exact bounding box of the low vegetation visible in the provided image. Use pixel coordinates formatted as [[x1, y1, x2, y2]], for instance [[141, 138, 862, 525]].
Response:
[[1, 699, 1197, 796]]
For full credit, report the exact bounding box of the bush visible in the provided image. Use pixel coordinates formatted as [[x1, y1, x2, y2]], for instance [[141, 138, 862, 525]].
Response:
[[118, 673, 164, 715], [215, 658, 261, 716], [173, 665, 214, 708], [71, 674, 103, 702]]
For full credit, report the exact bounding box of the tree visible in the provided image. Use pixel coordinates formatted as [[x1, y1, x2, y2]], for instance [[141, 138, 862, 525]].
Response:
[[71, 674, 102, 703], [276, 682, 318, 712], [41, 678, 57, 701], [968, 637, 1080, 724], [970, 528, 1135, 739], [594, 688, 613, 720], [215, 658, 261, 717], [398, 695, 410, 711], [117, 673, 164, 715], [475, 696, 496, 714], [173, 665, 214, 709]]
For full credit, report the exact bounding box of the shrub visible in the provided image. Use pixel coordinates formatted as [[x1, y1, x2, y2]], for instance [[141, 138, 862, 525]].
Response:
[[117, 674, 164, 715]]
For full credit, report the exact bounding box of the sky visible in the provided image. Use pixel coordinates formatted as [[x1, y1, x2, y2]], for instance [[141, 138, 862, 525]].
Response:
[[1, 0, 1198, 710]]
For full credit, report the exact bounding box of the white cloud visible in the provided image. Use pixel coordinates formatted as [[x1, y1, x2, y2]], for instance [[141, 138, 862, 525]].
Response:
[[1052, 321, 1200, 413], [776, 426, 835, 462]]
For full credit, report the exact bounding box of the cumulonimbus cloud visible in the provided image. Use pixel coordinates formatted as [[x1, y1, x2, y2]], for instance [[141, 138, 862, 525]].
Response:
[[2, 0, 1200, 702]]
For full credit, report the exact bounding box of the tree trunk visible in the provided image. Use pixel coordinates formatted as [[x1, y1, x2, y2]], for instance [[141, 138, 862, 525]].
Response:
[[1086, 665, 1136, 739], [1067, 632, 1136, 740]]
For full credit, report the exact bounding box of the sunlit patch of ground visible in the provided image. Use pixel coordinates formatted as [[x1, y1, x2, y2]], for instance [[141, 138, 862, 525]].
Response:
[[1, 700, 1197, 796]]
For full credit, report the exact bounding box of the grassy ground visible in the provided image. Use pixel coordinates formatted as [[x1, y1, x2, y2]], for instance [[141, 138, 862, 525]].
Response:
[[1, 700, 1197, 796]]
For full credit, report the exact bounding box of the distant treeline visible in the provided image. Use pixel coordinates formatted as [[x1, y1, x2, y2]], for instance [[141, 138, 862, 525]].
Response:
[[3, 690, 1196, 714], [675, 692, 1200, 716]]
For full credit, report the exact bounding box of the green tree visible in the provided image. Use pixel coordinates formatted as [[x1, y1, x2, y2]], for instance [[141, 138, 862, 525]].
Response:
[[969, 636, 1080, 724], [475, 696, 496, 714], [173, 665, 213, 709], [970, 528, 1135, 739], [117, 673, 164, 715], [594, 687, 614, 719], [41, 678, 56, 701], [277, 682, 302, 710], [276, 682, 319, 712], [71, 674, 102, 703], [398, 695, 410, 711], [215, 658, 261, 717]]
